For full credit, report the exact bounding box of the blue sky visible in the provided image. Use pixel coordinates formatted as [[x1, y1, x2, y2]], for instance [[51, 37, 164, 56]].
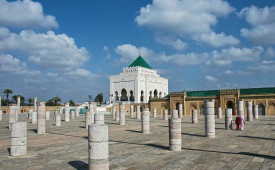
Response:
[[0, 0, 275, 103]]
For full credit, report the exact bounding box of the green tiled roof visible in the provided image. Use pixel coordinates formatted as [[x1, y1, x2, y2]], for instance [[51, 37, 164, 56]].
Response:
[[186, 90, 220, 97], [164, 87, 275, 99], [128, 56, 152, 69], [240, 87, 275, 95]]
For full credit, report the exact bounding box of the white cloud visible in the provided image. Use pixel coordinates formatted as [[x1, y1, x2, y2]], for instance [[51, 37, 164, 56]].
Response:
[[224, 69, 233, 75], [194, 32, 239, 47], [239, 5, 275, 44], [0, 0, 58, 29], [0, 29, 90, 71], [155, 36, 187, 50], [0, 52, 27, 74], [211, 46, 263, 66], [136, 0, 237, 47], [205, 75, 218, 83], [66, 68, 98, 79], [103, 46, 111, 60], [115, 44, 154, 64]]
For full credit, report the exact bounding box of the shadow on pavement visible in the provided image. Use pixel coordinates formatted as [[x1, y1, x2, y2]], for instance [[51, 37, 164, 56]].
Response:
[[237, 135, 274, 141], [68, 160, 88, 170]]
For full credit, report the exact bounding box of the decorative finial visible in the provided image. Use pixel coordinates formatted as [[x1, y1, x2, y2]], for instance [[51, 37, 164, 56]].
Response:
[[139, 50, 141, 56]]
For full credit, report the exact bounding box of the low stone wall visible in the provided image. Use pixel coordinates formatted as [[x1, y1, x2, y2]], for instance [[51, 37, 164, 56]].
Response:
[[1, 106, 61, 114]]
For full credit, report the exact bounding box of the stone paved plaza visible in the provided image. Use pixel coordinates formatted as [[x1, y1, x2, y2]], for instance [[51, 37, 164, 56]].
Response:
[[0, 113, 274, 170]]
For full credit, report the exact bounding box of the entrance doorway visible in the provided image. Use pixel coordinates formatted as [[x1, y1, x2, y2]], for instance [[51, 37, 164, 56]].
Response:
[[259, 103, 265, 115]]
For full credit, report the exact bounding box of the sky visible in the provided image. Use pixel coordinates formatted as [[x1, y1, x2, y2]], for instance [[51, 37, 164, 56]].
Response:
[[0, 0, 275, 103]]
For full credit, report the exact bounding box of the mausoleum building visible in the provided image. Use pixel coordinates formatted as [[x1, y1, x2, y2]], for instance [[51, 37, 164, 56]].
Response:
[[110, 56, 168, 103]]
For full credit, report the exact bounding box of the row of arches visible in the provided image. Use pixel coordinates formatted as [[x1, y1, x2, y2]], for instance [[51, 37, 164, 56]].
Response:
[[114, 89, 166, 102]]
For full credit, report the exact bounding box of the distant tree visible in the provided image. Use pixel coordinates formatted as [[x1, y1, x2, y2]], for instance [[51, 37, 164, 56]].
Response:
[[45, 99, 55, 106], [28, 98, 33, 106], [94, 93, 103, 105], [52, 96, 62, 106], [3, 89, 13, 106], [69, 99, 75, 106], [12, 95, 25, 105]]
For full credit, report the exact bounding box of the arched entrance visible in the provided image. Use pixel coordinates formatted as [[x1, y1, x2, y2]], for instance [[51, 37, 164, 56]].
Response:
[[200, 104, 204, 115], [190, 104, 196, 114], [259, 103, 265, 115], [121, 89, 128, 101], [176, 102, 180, 111], [226, 100, 234, 115], [154, 89, 158, 98], [140, 90, 144, 102], [130, 90, 134, 101]]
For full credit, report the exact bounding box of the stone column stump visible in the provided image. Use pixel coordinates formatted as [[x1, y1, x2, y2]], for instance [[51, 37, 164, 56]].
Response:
[[86, 111, 93, 129], [142, 108, 150, 134], [9, 106, 18, 129], [192, 110, 198, 124], [95, 114, 104, 125], [112, 107, 116, 119], [55, 114, 61, 126], [204, 100, 215, 138], [153, 108, 157, 117], [217, 107, 222, 118], [237, 99, 244, 116], [65, 103, 70, 122], [178, 104, 183, 118], [247, 100, 253, 121], [88, 124, 109, 170], [119, 103, 125, 125], [10, 122, 27, 156], [136, 105, 141, 120], [28, 109, 33, 120], [32, 112, 37, 124], [253, 105, 259, 119], [115, 111, 119, 121], [169, 110, 181, 151], [164, 109, 168, 120], [46, 111, 50, 120], [71, 111, 75, 119], [130, 105, 134, 118], [37, 102, 46, 134], [225, 108, 233, 130]]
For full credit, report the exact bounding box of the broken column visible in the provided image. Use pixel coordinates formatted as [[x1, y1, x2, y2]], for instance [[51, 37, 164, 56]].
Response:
[[88, 124, 109, 169], [142, 108, 150, 134], [130, 105, 134, 118], [225, 108, 233, 130], [153, 108, 157, 117], [76, 107, 80, 117], [71, 110, 75, 119], [172, 110, 178, 118], [237, 99, 244, 116], [32, 112, 37, 124], [37, 102, 46, 134], [119, 103, 125, 125], [217, 107, 222, 118], [253, 105, 259, 119], [46, 111, 50, 120], [112, 106, 116, 119], [95, 114, 104, 125], [178, 104, 183, 118], [115, 111, 119, 121], [34, 96, 37, 112], [10, 122, 27, 156], [28, 109, 33, 120], [65, 103, 70, 122], [9, 106, 18, 129], [55, 114, 61, 126], [163, 109, 168, 120], [247, 100, 253, 121], [86, 111, 93, 129], [17, 96, 21, 114], [136, 105, 141, 119], [192, 110, 198, 124], [204, 100, 215, 138], [169, 109, 181, 151]]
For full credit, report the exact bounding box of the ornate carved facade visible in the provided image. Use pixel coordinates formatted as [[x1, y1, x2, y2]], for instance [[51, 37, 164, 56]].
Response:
[[149, 87, 275, 116]]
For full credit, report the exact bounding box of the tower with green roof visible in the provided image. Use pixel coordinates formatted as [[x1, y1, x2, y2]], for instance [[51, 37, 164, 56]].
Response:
[[109, 55, 168, 103]]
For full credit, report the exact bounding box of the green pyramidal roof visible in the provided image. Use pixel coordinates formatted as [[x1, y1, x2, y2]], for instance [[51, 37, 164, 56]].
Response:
[[128, 56, 152, 69]]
